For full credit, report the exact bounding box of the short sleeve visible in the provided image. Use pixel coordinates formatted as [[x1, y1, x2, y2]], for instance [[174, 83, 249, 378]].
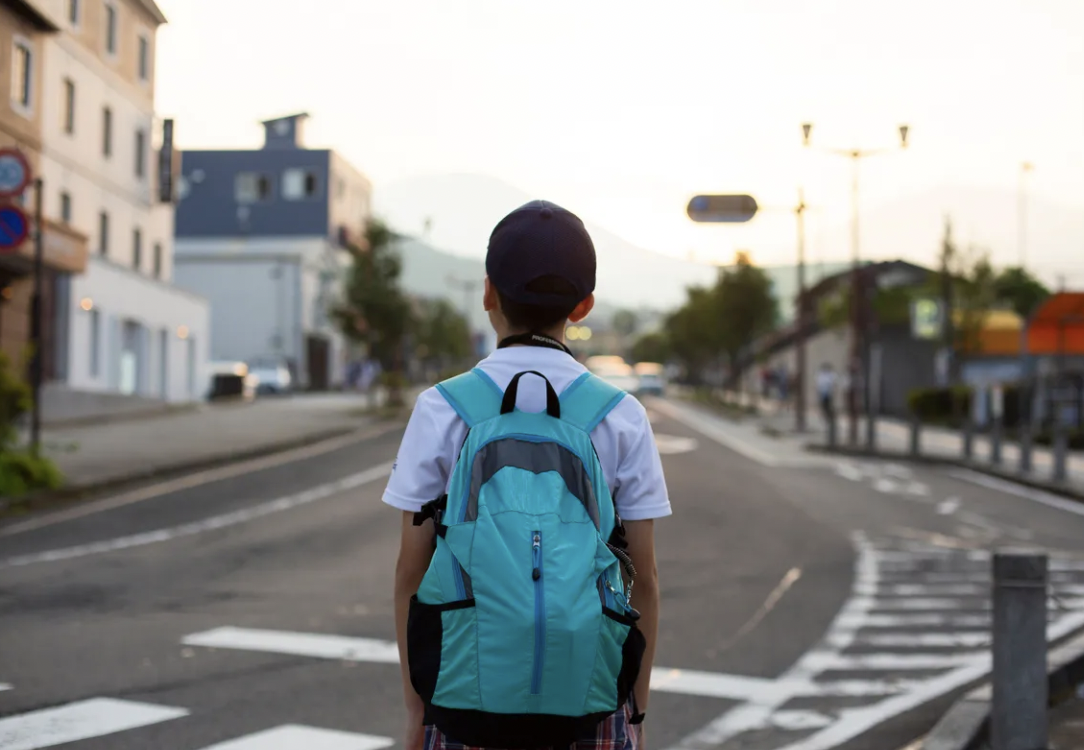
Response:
[[609, 400, 672, 522], [382, 387, 465, 513]]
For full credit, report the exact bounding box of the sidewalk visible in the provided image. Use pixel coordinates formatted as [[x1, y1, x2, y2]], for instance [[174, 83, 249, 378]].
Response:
[[37, 392, 394, 490], [745, 394, 1084, 494]]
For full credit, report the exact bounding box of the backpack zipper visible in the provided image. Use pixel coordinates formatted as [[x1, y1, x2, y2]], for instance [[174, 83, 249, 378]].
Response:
[[531, 529, 545, 695]]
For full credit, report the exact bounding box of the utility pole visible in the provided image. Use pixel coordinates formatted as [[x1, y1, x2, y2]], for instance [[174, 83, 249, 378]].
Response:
[[30, 177, 44, 456], [802, 122, 909, 446], [795, 188, 808, 433]]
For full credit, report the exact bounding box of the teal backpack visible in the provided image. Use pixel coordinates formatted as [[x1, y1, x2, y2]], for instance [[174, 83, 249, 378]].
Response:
[[407, 368, 645, 748]]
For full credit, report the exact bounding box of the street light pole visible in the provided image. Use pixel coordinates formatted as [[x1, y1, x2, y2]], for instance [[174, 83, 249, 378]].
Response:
[[795, 188, 808, 433], [1018, 162, 1033, 269], [802, 122, 909, 446]]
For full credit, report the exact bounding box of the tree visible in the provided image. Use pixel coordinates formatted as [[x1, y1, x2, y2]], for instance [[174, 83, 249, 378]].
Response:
[[612, 309, 640, 339], [413, 297, 472, 374], [630, 331, 670, 364], [993, 266, 1050, 320], [713, 252, 778, 369], [333, 218, 412, 404]]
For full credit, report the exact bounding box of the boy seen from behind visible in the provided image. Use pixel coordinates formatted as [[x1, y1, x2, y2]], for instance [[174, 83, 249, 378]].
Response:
[[385, 200, 671, 750]]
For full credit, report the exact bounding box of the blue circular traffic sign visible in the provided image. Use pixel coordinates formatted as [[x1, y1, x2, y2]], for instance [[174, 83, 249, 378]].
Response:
[[0, 149, 30, 197], [0, 205, 30, 252]]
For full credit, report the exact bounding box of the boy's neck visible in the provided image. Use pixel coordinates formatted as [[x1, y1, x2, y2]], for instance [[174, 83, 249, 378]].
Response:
[[498, 324, 568, 346]]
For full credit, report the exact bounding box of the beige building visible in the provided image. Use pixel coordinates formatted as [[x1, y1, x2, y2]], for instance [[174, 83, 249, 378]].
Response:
[[0, 0, 88, 376]]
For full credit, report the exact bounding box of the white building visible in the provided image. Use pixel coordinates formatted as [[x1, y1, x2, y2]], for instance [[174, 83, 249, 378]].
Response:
[[36, 0, 209, 414]]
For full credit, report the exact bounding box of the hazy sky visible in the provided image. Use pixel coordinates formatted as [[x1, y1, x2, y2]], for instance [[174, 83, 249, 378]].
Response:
[[155, 0, 1084, 274]]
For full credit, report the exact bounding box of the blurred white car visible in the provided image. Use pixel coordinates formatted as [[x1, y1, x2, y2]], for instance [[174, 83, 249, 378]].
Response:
[[634, 362, 666, 396], [248, 363, 293, 395], [592, 362, 639, 393]]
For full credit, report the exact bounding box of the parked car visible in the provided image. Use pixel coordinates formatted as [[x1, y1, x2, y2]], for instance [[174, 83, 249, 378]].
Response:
[[592, 362, 639, 393], [634, 362, 666, 396], [248, 363, 293, 395], [206, 361, 258, 401]]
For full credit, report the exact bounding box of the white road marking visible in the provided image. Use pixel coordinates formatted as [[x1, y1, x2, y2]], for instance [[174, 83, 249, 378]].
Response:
[[0, 697, 188, 750], [647, 399, 825, 467], [858, 583, 984, 597], [946, 468, 1084, 518], [883, 464, 913, 479], [182, 626, 400, 663], [0, 683, 10, 692], [855, 633, 990, 648], [837, 613, 991, 628], [653, 434, 699, 455], [802, 651, 979, 671], [0, 462, 394, 569], [197, 724, 394, 750], [873, 478, 899, 494], [835, 463, 864, 482], [1, 421, 404, 537], [936, 497, 961, 515], [904, 482, 930, 497], [650, 669, 777, 701]]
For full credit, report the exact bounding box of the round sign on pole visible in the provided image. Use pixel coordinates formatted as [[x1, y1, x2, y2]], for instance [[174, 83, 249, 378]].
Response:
[[0, 205, 30, 253], [0, 148, 31, 198]]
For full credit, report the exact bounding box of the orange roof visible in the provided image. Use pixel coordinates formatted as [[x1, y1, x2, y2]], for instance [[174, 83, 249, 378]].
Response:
[[1026, 292, 1084, 355]]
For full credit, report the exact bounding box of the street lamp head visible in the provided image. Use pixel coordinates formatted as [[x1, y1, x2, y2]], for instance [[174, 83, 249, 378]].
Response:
[[899, 124, 910, 148], [801, 122, 813, 146]]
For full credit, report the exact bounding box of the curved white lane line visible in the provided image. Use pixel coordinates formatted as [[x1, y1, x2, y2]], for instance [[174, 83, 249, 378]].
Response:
[[0, 462, 394, 570]]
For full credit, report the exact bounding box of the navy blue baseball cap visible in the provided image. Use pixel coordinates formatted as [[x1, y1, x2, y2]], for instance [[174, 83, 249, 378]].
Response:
[[486, 200, 596, 306]]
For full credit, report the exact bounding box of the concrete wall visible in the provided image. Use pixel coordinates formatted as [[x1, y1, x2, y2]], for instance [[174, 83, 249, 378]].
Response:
[[66, 256, 209, 402]]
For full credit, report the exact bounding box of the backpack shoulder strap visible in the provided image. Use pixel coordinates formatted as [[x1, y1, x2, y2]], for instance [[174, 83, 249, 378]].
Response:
[[559, 372, 627, 433], [434, 368, 503, 428]]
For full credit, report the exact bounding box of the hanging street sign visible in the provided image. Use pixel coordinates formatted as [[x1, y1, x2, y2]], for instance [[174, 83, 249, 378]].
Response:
[[686, 194, 759, 223], [0, 148, 31, 198]]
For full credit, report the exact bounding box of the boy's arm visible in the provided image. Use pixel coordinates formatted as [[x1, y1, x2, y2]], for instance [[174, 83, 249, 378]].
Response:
[[623, 518, 659, 715], [394, 511, 436, 720]]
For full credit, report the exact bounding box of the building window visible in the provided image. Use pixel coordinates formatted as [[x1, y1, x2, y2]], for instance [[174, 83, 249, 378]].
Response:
[[135, 129, 145, 178], [11, 40, 32, 111], [104, 3, 118, 55], [153, 242, 162, 278], [60, 192, 72, 223], [102, 106, 113, 157], [132, 227, 142, 269], [138, 35, 149, 81], [89, 308, 101, 378], [68, 0, 80, 25], [63, 78, 75, 134], [98, 211, 109, 256], [235, 172, 271, 203], [283, 168, 319, 200]]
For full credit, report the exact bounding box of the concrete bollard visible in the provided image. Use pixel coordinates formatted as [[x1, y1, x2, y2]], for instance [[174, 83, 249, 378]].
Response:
[[1053, 424, 1068, 484], [866, 414, 877, 452], [909, 416, 921, 457], [990, 550, 1049, 750], [1019, 426, 1033, 475], [827, 412, 838, 449], [962, 420, 974, 461], [990, 419, 1003, 466]]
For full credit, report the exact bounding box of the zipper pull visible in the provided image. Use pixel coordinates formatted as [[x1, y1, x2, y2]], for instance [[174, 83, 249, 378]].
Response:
[[532, 533, 541, 581]]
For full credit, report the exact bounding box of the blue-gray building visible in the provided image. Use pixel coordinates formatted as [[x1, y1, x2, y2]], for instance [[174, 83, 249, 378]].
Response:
[[173, 113, 371, 389]]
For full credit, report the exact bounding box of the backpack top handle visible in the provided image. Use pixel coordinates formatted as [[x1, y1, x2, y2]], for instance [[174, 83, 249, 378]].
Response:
[[500, 370, 561, 419]]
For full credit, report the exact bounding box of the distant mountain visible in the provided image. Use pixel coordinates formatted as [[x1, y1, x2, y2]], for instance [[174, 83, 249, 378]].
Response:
[[394, 236, 663, 336], [375, 173, 718, 310]]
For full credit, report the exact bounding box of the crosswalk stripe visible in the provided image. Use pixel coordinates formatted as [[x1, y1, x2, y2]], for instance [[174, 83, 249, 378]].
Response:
[[0, 684, 10, 692], [804, 651, 982, 671], [182, 627, 400, 663], [852, 632, 990, 648], [197, 724, 394, 750], [839, 612, 991, 628], [0, 697, 188, 750]]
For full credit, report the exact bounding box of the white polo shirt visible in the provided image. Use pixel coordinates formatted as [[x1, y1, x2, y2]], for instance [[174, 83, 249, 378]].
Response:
[[382, 347, 672, 522]]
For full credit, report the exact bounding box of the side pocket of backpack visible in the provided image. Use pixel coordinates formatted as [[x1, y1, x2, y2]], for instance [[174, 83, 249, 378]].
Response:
[[407, 595, 478, 706]]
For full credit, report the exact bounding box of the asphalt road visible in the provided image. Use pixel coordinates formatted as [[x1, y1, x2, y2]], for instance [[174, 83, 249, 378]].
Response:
[[2, 397, 1084, 750]]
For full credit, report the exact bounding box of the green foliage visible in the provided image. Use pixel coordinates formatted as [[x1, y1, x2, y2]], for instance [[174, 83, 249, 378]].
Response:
[[907, 386, 974, 423], [333, 218, 412, 370], [0, 349, 63, 498], [660, 254, 777, 380], [413, 297, 471, 368], [630, 331, 670, 364], [993, 265, 1050, 320]]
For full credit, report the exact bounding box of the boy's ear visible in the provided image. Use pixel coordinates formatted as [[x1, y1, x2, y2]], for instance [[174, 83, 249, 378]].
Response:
[[483, 277, 498, 312], [567, 294, 595, 324]]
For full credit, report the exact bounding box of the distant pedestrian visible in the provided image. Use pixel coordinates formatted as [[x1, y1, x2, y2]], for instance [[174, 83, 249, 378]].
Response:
[[384, 201, 670, 750], [816, 363, 836, 424]]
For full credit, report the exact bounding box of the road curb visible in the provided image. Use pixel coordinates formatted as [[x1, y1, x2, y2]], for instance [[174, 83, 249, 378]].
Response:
[[920, 629, 1084, 750], [804, 443, 1084, 504], [0, 420, 393, 518]]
